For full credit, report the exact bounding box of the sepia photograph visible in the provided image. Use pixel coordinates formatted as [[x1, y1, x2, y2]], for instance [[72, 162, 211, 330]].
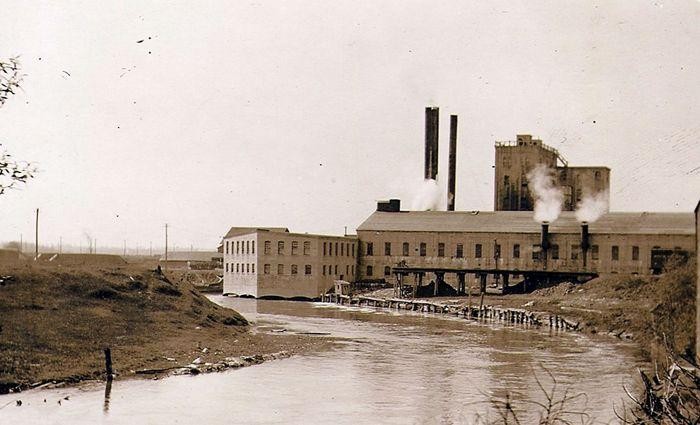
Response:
[[0, 1, 698, 423]]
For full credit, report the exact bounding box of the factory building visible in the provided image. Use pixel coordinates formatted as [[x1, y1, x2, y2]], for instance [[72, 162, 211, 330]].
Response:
[[494, 135, 610, 211], [356, 200, 694, 291], [221, 107, 695, 299], [222, 227, 357, 299]]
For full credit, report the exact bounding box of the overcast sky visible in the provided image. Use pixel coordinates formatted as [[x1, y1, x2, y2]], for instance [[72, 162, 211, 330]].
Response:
[[0, 1, 698, 251]]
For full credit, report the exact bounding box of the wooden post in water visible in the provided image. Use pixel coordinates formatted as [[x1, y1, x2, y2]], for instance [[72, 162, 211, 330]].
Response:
[[104, 347, 113, 381], [478, 274, 487, 313]]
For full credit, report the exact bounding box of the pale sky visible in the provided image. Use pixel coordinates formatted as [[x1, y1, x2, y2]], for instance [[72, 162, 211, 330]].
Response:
[[0, 1, 698, 251]]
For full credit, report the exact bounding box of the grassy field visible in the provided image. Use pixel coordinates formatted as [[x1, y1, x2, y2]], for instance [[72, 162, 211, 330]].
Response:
[[0, 263, 329, 393]]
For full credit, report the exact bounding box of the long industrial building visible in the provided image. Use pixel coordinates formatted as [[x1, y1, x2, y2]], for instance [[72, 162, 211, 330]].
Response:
[[356, 200, 694, 292], [222, 107, 696, 299]]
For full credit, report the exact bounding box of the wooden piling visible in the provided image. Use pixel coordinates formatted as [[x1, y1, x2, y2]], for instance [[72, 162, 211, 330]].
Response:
[[104, 347, 113, 381]]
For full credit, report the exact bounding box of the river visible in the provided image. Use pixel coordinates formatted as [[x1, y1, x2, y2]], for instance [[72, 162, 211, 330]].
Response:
[[0, 296, 641, 424]]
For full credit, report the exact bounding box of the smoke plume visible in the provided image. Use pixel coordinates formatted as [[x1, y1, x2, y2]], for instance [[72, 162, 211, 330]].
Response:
[[411, 178, 442, 211], [526, 164, 563, 223], [575, 190, 609, 223]]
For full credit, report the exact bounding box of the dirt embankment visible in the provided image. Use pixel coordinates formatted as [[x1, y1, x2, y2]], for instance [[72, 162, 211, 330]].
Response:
[[0, 264, 329, 394]]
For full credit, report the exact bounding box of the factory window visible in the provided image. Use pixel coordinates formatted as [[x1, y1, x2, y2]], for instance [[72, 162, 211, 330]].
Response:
[[236, 263, 239, 273], [246, 263, 250, 273], [291, 264, 298, 275], [366, 265, 373, 276], [346, 243, 350, 256], [351, 265, 354, 275], [264, 241, 271, 255], [278, 241, 284, 255], [246, 241, 250, 254], [632, 246, 639, 261], [264, 264, 270, 274], [225, 241, 229, 254], [322, 265, 326, 276], [494, 244, 501, 259], [532, 245, 540, 260], [251, 241, 255, 254], [278, 264, 284, 275], [591, 245, 599, 260], [571, 245, 580, 260], [551, 244, 559, 260], [352, 244, 355, 257], [334, 265, 338, 275], [385, 242, 391, 256], [346, 265, 349, 276], [403, 242, 409, 256], [335, 243, 339, 256], [420, 243, 427, 257], [595, 171, 601, 180], [612, 246, 619, 261], [475, 244, 482, 258], [305, 265, 312, 275], [292, 241, 299, 255], [303, 241, 311, 255], [341, 243, 344, 256], [366, 242, 374, 256], [513, 244, 520, 258], [236, 241, 239, 254], [251, 264, 255, 274], [384, 266, 391, 276], [323, 242, 327, 256], [456, 244, 464, 258], [226, 263, 229, 273], [437, 243, 445, 257]]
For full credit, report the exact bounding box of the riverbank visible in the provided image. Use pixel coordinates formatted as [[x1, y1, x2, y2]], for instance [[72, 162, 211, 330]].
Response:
[[360, 259, 696, 363], [0, 264, 331, 394]]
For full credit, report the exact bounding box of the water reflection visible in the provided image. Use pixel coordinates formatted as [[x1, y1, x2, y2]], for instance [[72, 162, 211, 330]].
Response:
[[103, 379, 112, 414], [0, 297, 641, 424]]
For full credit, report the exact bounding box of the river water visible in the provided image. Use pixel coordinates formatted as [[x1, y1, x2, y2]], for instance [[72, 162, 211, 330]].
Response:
[[0, 296, 641, 424]]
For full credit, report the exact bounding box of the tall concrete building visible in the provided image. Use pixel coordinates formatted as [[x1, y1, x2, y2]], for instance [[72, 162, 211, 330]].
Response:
[[494, 135, 610, 211]]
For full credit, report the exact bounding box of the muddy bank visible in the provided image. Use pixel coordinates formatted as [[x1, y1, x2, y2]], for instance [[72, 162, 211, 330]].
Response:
[[0, 265, 331, 394]]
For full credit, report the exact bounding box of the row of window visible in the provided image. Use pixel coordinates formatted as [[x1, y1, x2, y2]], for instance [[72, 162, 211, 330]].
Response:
[[322, 241, 355, 257], [365, 242, 640, 261], [224, 240, 255, 255], [226, 263, 255, 273], [227, 263, 356, 276]]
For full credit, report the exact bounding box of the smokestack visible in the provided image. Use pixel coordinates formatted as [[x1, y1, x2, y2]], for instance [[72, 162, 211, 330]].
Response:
[[581, 222, 590, 267], [447, 114, 457, 211], [424, 106, 439, 180], [540, 222, 550, 251]]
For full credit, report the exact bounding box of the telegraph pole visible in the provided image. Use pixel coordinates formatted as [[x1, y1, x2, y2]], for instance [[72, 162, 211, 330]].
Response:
[[59, 237, 62, 254], [35, 208, 39, 260], [164, 224, 169, 270]]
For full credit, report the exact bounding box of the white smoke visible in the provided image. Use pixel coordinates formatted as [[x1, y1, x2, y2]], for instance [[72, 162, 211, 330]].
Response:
[[410, 178, 443, 211], [575, 190, 609, 223], [526, 164, 563, 223]]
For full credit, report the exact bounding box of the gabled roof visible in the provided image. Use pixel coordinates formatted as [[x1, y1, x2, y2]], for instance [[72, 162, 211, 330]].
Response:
[[223, 227, 289, 238], [357, 210, 694, 235]]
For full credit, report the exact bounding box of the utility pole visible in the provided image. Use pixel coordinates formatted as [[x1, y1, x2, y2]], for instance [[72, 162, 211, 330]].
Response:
[[59, 237, 62, 254], [35, 208, 39, 260], [164, 224, 169, 270]]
